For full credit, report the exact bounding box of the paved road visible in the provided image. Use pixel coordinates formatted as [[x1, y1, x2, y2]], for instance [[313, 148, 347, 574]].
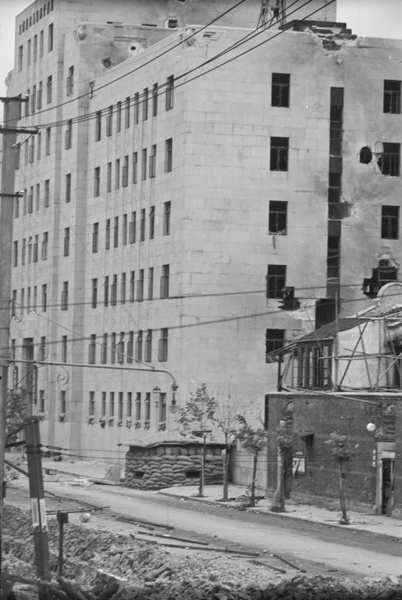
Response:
[[7, 479, 402, 581]]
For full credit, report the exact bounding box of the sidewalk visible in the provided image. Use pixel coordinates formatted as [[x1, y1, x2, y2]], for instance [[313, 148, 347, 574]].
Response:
[[9, 454, 402, 541]]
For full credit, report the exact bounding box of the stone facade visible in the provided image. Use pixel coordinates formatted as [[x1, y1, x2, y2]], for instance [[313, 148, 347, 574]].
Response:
[[125, 443, 224, 490]]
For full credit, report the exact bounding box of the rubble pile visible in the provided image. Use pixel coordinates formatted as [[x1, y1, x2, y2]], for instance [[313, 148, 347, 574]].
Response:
[[2, 506, 402, 600]]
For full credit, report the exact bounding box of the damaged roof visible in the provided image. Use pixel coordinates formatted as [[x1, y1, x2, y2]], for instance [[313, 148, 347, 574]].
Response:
[[298, 317, 370, 343]]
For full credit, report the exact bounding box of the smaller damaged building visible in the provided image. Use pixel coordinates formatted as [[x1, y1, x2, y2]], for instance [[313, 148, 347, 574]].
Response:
[[266, 282, 402, 517]]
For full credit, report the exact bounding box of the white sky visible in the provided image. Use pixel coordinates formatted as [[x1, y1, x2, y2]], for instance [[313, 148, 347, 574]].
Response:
[[0, 0, 401, 117]]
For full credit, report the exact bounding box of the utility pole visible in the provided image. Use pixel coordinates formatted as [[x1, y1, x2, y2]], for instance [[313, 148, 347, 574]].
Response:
[[0, 95, 22, 600], [25, 416, 51, 599]]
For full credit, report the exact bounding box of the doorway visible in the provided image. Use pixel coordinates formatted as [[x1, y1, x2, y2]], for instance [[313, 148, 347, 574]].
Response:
[[381, 458, 395, 515]]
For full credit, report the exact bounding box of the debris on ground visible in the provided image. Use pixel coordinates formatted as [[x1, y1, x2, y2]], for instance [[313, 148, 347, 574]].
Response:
[[2, 505, 402, 599]]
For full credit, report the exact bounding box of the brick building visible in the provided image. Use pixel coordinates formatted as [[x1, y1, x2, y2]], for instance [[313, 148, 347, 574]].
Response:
[[2, 0, 402, 486]]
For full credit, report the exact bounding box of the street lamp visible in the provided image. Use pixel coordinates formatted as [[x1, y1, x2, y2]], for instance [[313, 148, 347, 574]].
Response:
[[153, 386, 161, 405]]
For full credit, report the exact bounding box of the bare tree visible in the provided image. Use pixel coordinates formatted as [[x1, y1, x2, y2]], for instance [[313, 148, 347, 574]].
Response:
[[236, 415, 268, 507], [325, 432, 357, 525], [270, 420, 296, 513], [177, 384, 216, 497], [213, 396, 239, 501]]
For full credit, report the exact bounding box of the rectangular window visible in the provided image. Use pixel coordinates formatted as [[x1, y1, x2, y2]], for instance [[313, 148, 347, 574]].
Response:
[[159, 393, 167, 424], [25, 90, 30, 117], [266, 265, 286, 299], [127, 392, 132, 417], [122, 155, 129, 187], [42, 232, 48, 260], [101, 391, 106, 415], [129, 271, 135, 302], [381, 205, 399, 239], [111, 275, 117, 305], [18, 45, 23, 71], [149, 206, 155, 239], [89, 392, 95, 417], [148, 267, 154, 300], [13, 241, 18, 267], [33, 286, 37, 312], [166, 75, 174, 110], [28, 187, 33, 213], [160, 264, 170, 299], [45, 128, 51, 155], [132, 152, 138, 183], [129, 212, 136, 243], [94, 167, 101, 197], [31, 86, 36, 113], [15, 144, 20, 170], [163, 201, 171, 235], [143, 88, 148, 121], [107, 162, 112, 193], [140, 209, 146, 241], [37, 82, 42, 110], [33, 35, 38, 62], [28, 139, 35, 163], [145, 393, 151, 422], [61, 281, 69, 311], [88, 334, 96, 364], [327, 236, 340, 279], [42, 284, 47, 312], [110, 391, 115, 415], [101, 335, 108, 364], [66, 66, 74, 96], [116, 101, 122, 132], [65, 119, 72, 149], [39, 30, 44, 58], [142, 149, 147, 180], [28, 237, 32, 264], [117, 333, 124, 365], [33, 235, 38, 262], [145, 330, 152, 362], [65, 173, 71, 203], [64, 227, 70, 256], [111, 334, 116, 365], [121, 272, 126, 304], [35, 184, 40, 211], [127, 331, 134, 363], [149, 145, 156, 178], [125, 96, 130, 128], [92, 222, 99, 253], [48, 23, 54, 52], [271, 73, 290, 107], [379, 143, 400, 177], [122, 214, 128, 245], [106, 105, 113, 136], [134, 92, 139, 124], [115, 159, 120, 190], [46, 75, 52, 104], [269, 201, 287, 235], [384, 80, 401, 114], [137, 270, 144, 302], [95, 111, 102, 141], [270, 137, 289, 171], [114, 217, 119, 247], [158, 328, 168, 362], [104, 276, 109, 306], [152, 83, 158, 117], [105, 219, 111, 250], [118, 392, 124, 419], [92, 278, 98, 308], [60, 391, 66, 418], [165, 138, 173, 172], [265, 329, 285, 360], [36, 134, 41, 162], [27, 39, 31, 66], [135, 393, 141, 422]]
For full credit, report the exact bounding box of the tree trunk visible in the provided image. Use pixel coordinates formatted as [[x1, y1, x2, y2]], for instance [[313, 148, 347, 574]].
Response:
[[250, 451, 258, 507], [270, 449, 285, 512], [222, 435, 229, 501], [199, 435, 206, 497], [339, 460, 349, 524]]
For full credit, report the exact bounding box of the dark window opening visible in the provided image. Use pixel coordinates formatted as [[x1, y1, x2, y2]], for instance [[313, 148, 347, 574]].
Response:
[[328, 172, 341, 204], [363, 260, 398, 298], [266, 265, 286, 299], [265, 329, 285, 361], [133, 470, 145, 479], [378, 143, 400, 177], [296, 343, 332, 390], [315, 298, 336, 329], [271, 73, 290, 108], [359, 146, 373, 164], [384, 80, 401, 114], [185, 469, 200, 479], [327, 236, 340, 279], [270, 137, 288, 171], [269, 201, 287, 235], [381, 206, 399, 239]]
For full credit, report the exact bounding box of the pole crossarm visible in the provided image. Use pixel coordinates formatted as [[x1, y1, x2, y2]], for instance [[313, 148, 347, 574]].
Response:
[[0, 126, 39, 134], [0, 96, 28, 103]]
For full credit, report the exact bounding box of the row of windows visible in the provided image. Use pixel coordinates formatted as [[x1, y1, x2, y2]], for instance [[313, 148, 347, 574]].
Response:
[[87, 328, 169, 365], [15, 127, 52, 169], [13, 232, 49, 266], [93, 140, 173, 196], [94, 76, 174, 140], [12, 285, 48, 314], [268, 202, 400, 239], [92, 203, 171, 253], [18, 2, 54, 36], [93, 265, 170, 308], [271, 73, 401, 115]]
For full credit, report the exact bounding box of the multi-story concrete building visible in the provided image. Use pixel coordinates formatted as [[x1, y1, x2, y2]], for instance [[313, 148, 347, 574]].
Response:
[[3, 0, 402, 486]]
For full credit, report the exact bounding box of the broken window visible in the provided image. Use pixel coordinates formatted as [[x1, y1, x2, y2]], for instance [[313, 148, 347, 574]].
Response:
[[266, 264, 286, 299], [381, 205, 399, 239], [265, 329, 285, 361], [269, 201, 287, 235], [270, 137, 288, 171], [363, 259, 398, 298], [271, 73, 290, 108], [378, 143, 400, 177], [384, 80, 401, 114]]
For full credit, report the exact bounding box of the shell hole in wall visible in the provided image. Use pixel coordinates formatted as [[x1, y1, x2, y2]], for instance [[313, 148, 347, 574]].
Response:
[[359, 146, 373, 164], [185, 469, 200, 479]]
